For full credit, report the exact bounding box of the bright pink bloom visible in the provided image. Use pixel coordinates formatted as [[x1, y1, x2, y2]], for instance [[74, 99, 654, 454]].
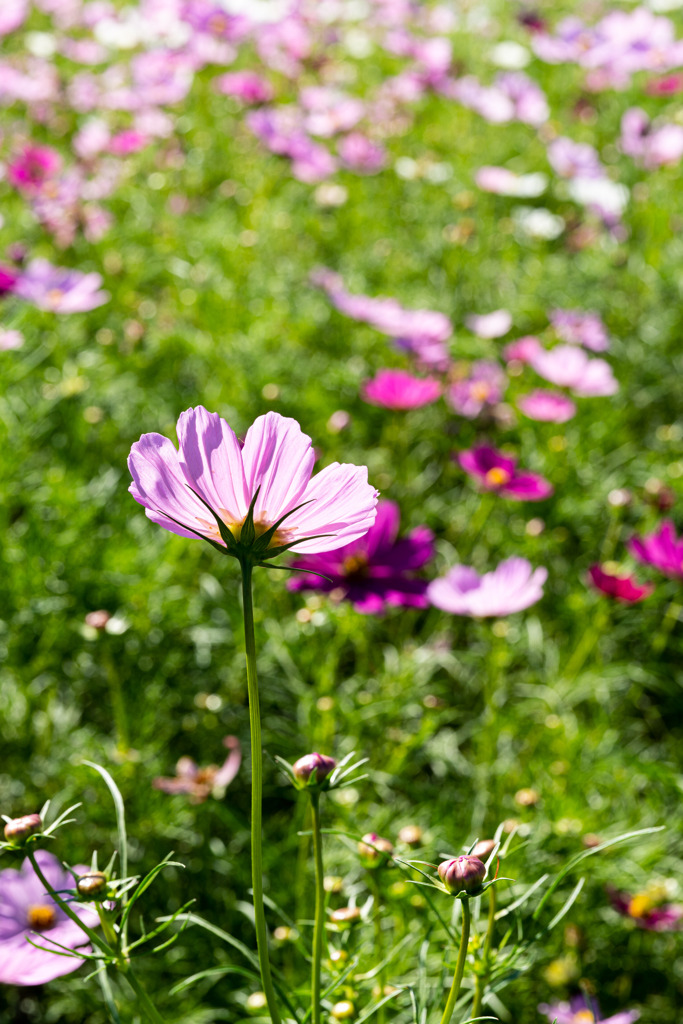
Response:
[[109, 130, 150, 156], [338, 133, 386, 174], [13, 260, 109, 313], [550, 309, 609, 352], [517, 389, 576, 422], [128, 407, 378, 555], [447, 361, 506, 418], [0, 264, 19, 293], [503, 336, 542, 364], [588, 565, 653, 603], [153, 736, 241, 802], [287, 500, 434, 614], [362, 369, 441, 410], [646, 74, 683, 96], [628, 520, 683, 579], [540, 994, 640, 1024], [0, 851, 99, 985], [214, 71, 274, 104], [457, 445, 553, 501], [465, 309, 512, 338], [530, 345, 618, 396], [428, 556, 547, 617], [8, 145, 62, 194]]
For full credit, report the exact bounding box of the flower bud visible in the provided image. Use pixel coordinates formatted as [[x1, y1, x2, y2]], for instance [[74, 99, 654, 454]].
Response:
[[330, 906, 361, 927], [3, 814, 42, 844], [331, 1000, 355, 1020], [292, 752, 337, 788], [398, 825, 423, 848], [438, 856, 486, 896], [471, 839, 496, 860], [76, 871, 109, 900], [358, 832, 394, 868]]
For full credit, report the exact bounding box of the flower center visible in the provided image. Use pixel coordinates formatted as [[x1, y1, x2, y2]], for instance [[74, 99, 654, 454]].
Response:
[[208, 13, 228, 34], [484, 467, 511, 487], [574, 1013, 595, 1024], [195, 510, 295, 549], [47, 288, 64, 307], [27, 904, 57, 931], [470, 382, 491, 402], [628, 894, 653, 919], [342, 553, 369, 577]]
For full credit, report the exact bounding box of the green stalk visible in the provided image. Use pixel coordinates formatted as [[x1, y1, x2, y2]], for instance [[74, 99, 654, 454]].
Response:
[[471, 886, 496, 1019], [652, 598, 680, 654], [440, 900, 471, 1024], [310, 792, 325, 1024], [240, 561, 282, 1024], [371, 874, 386, 1024], [27, 849, 112, 957], [104, 648, 129, 755], [125, 966, 167, 1024]]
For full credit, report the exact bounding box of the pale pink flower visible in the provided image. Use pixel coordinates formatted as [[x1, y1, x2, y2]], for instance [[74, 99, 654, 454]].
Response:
[[13, 260, 109, 313], [517, 389, 576, 422], [128, 407, 378, 556], [503, 336, 542, 364], [475, 166, 547, 197], [621, 107, 683, 169], [339, 133, 386, 174], [0, 329, 24, 351], [531, 345, 618, 396], [0, 0, 28, 37], [465, 309, 512, 338], [214, 71, 274, 105], [428, 557, 547, 617]]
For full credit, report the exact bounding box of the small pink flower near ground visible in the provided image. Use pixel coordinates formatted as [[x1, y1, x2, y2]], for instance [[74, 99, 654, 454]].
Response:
[[109, 130, 150, 156], [8, 145, 62, 195], [530, 345, 618, 396], [465, 309, 512, 338], [13, 260, 109, 313], [214, 71, 274, 104], [457, 445, 553, 500], [0, 329, 24, 351], [517, 389, 576, 422], [550, 309, 609, 352], [153, 736, 241, 802], [427, 556, 547, 617], [338, 133, 386, 174], [128, 407, 378, 555], [503, 336, 542, 364], [627, 520, 683, 579], [447, 361, 506, 418], [588, 565, 653, 603], [362, 369, 441, 410]]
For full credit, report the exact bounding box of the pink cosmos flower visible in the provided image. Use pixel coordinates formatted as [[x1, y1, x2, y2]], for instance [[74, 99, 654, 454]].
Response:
[[214, 71, 274, 105], [503, 336, 542, 364], [447, 361, 506, 418], [300, 87, 364, 138], [547, 137, 604, 179], [362, 369, 441, 410], [109, 130, 150, 156], [517, 389, 576, 422], [465, 310, 512, 339], [607, 886, 683, 931], [457, 445, 553, 501], [338, 133, 386, 174], [530, 345, 618, 396], [128, 407, 378, 556], [13, 260, 109, 313], [8, 145, 62, 194], [621, 108, 683, 169], [0, 328, 24, 351], [646, 74, 683, 96], [627, 520, 683, 579], [0, 851, 99, 985], [550, 309, 609, 352], [539, 994, 640, 1024], [495, 71, 549, 126], [588, 565, 653, 603], [0, 264, 19, 293], [287, 500, 434, 614], [153, 736, 241, 802], [428, 556, 547, 617], [0, 0, 27, 37]]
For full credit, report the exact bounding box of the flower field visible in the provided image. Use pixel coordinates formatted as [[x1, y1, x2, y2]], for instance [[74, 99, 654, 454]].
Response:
[[1, 1, 682, 1022]]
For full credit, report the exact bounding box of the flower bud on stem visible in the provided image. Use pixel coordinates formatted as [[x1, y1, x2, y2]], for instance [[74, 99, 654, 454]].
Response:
[[440, 899, 471, 1024], [310, 791, 325, 1024], [471, 884, 496, 1019]]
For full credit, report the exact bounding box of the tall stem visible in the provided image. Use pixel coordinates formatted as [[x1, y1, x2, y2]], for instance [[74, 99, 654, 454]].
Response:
[[310, 793, 325, 1024], [371, 874, 386, 1024], [27, 850, 112, 957], [125, 965, 167, 1024], [241, 561, 282, 1024], [440, 900, 471, 1024], [471, 886, 496, 1019], [652, 598, 680, 654]]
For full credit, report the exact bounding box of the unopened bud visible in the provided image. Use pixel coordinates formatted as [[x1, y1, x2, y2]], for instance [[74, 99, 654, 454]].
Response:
[[358, 832, 394, 868], [398, 825, 423, 847], [331, 1000, 355, 1020], [3, 814, 42, 843], [330, 906, 361, 926], [438, 856, 486, 896], [292, 752, 337, 788], [76, 872, 109, 899], [471, 839, 496, 860]]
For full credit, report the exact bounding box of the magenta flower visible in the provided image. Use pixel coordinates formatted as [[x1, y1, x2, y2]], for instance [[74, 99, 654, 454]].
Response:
[[153, 736, 241, 802], [457, 445, 553, 501], [0, 851, 98, 985], [530, 345, 618, 397], [447, 361, 506, 418], [287, 500, 434, 614], [503, 336, 542, 364], [539, 994, 640, 1024], [214, 71, 274, 104], [465, 309, 512, 339], [427, 557, 547, 617], [13, 260, 109, 313], [109, 130, 150, 156], [517, 389, 576, 422], [588, 565, 653, 603], [8, 145, 62, 195], [627, 520, 683, 580], [128, 407, 378, 557], [550, 309, 609, 352], [607, 885, 683, 931], [362, 369, 441, 410]]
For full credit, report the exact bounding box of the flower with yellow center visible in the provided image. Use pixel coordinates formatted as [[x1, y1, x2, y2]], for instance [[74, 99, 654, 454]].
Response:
[[484, 466, 512, 488], [26, 904, 57, 931], [628, 893, 653, 919]]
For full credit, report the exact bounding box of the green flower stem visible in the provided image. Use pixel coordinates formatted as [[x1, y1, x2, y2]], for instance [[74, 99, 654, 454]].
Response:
[[97, 906, 119, 953], [370, 873, 386, 1024], [104, 650, 130, 755], [652, 598, 680, 654], [440, 899, 471, 1024], [240, 560, 282, 1024], [310, 792, 325, 1024], [125, 965, 167, 1024], [27, 849, 112, 958], [471, 886, 496, 1019]]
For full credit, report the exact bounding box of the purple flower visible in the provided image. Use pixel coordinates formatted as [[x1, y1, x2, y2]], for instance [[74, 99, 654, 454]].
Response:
[[547, 137, 605, 179], [287, 500, 434, 615], [530, 345, 618, 397], [128, 407, 378, 556], [457, 445, 553, 501], [495, 71, 549, 126], [607, 885, 683, 931], [338, 133, 386, 174], [0, 851, 99, 985], [153, 736, 241, 802], [550, 309, 609, 352], [588, 565, 653, 604], [465, 309, 512, 339], [539, 994, 640, 1024], [517, 389, 577, 422], [447, 361, 506, 418], [428, 557, 547, 617], [628, 520, 683, 580], [362, 369, 441, 410], [13, 259, 109, 313], [621, 107, 683, 169]]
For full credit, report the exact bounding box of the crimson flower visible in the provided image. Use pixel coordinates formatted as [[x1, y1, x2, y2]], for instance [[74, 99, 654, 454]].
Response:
[[627, 520, 683, 580], [587, 565, 653, 603]]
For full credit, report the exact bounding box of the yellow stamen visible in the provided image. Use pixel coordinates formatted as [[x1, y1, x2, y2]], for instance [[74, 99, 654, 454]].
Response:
[[574, 1013, 595, 1023], [27, 904, 57, 930], [47, 288, 64, 308], [628, 894, 653, 919], [484, 467, 511, 487], [470, 382, 491, 402], [342, 553, 369, 576], [196, 510, 296, 549]]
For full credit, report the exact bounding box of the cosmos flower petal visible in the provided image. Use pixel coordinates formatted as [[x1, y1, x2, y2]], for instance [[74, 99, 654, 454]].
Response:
[[177, 406, 249, 523], [289, 462, 378, 553], [241, 412, 316, 521]]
